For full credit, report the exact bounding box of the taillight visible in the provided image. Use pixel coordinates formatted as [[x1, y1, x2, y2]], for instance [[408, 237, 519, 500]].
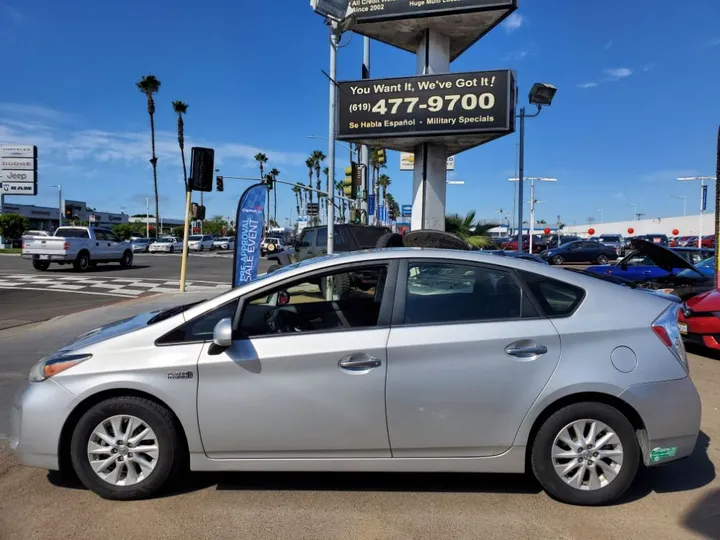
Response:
[[63, 241, 70, 250], [22, 241, 26, 250], [652, 304, 688, 372]]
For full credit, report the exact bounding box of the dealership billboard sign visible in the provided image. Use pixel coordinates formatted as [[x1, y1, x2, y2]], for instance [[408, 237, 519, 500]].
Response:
[[338, 70, 515, 154], [0, 144, 37, 197], [400, 152, 454, 171]]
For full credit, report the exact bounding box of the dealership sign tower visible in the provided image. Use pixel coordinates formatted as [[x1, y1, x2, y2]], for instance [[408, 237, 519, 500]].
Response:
[[335, 0, 518, 230]]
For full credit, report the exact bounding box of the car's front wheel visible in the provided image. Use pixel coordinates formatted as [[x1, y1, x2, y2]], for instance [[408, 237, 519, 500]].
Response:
[[531, 402, 640, 506], [596, 254, 609, 265], [70, 396, 182, 500], [551, 255, 564, 265], [32, 260, 50, 271], [119, 250, 133, 268]]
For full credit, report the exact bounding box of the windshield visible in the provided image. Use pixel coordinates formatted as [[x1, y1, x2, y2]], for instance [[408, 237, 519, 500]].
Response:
[[189, 235, 202, 241], [599, 235, 621, 242], [147, 301, 203, 325]]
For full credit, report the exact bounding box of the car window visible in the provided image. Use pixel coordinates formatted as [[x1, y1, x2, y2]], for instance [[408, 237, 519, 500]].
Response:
[[95, 230, 108, 241], [241, 265, 389, 336], [403, 262, 530, 325], [316, 228, 327, 246], [56, 228, 90, 239], [107, 232, 121, 242], [335, 227, 351, 250], [519, 270, 585, 317], [299, 230, 315, 248], [353, 227, 390, 249], [158, 299, 241, 344], [203, 236, 212, 241], [624, 253, 654, 266]]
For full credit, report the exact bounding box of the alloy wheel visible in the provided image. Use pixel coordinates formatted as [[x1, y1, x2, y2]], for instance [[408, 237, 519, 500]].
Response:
[[87, 415, 160, 486], [551, 419, 624, 491]]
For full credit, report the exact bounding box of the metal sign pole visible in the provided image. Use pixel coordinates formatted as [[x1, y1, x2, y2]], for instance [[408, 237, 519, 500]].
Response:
[[327, 28, 338, 255]]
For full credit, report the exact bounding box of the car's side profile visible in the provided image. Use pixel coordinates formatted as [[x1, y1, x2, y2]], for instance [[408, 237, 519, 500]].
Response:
[[10, 249, 700, 506], [540, 240, 619, 265]]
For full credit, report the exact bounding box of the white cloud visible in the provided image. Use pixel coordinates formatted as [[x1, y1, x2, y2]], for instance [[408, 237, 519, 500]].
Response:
[[2, 4, 23, 23], [577, 82, 598, 89], [504, 49, 529, 61], [640, 169, 699, 183], [603, 68, 633, 80], [0, 103, 74, 124], [604, 40, 613, 50], [503, 13, 524, 32]]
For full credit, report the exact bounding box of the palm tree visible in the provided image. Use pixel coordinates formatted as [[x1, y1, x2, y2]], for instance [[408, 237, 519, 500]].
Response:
[[377, 174, 391, 220], [322, 166, 330, 217], [369, 149, 384, 221], [312, 150, 326, 223], [445, 211, 498, 249], [254, 153, 268, 180], [136, 75, 161, 237], [334, 180, 345, 222], [292, 184, 302, 216], [269, 168, 280, 222], [305, 157, 315, 208], [171, 101, 189, 191]]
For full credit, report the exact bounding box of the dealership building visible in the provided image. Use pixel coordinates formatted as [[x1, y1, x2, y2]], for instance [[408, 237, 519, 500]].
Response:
[[1, 199, 128, 233], [562, 213, 715, 238]]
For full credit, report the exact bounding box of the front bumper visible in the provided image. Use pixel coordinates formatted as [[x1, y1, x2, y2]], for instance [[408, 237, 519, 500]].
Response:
[[10, 379, 79, 471], [619, 377, 701, 467]]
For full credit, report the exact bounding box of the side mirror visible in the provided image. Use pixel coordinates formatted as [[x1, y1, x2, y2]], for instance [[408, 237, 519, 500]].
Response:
[[213, 318, 233, 348]]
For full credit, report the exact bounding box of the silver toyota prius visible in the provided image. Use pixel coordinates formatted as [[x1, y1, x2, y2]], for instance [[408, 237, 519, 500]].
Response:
[[10, 248, 701, 505]]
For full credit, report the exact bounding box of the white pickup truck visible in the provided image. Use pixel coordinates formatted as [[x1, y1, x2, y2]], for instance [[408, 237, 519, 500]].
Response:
[[22, 226, 134, 272]]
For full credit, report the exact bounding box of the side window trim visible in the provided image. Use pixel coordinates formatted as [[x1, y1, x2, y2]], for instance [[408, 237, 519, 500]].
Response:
[[156, 297, 243, 346]]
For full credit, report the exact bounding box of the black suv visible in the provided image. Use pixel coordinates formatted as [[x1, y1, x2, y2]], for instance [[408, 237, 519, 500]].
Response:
[[267, 224, 392, 295]]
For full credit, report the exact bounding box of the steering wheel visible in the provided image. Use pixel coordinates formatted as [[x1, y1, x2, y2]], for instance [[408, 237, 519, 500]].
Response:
[[265, 309, 312, 334]]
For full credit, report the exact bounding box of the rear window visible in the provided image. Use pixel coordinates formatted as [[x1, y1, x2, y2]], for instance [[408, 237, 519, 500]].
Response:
[[55, 228, 89, 238], [599, 235, 621, 242], [352, 227, 391, 249], [519, 270, 586, 317]]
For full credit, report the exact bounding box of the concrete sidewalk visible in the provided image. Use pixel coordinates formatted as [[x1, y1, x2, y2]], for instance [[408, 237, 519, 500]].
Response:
[[0, 291, 218, 438]]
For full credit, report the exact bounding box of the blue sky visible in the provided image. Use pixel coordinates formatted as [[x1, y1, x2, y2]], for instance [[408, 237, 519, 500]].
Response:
[[1, 0, 718, 227]]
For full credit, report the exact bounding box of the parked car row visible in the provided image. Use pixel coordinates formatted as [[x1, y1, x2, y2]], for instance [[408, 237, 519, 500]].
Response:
[[131, 234, 235, 254]]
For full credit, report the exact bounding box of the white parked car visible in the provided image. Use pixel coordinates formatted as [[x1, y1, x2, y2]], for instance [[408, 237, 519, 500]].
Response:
[[148, 237, 182, 253], [188, 235, 214, 251], [213, 236, 235, 250]]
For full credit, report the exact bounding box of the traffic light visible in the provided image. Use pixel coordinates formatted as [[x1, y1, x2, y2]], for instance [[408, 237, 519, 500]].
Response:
[[344, 162, 357, 198], [189, 147, 215, 192], [350, 208, 362, 224], [216, 176, 224, 192], [388, 205, 396, 221], [190, 203, 206, 220], [197, 205, 206, 221], [64, 205, 72, 219], [375, 148, 386, 165], [265, 173, 273, 190]]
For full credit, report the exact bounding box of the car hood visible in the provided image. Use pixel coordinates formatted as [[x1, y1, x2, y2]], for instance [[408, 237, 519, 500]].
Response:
[[685, 289, 720, 312], [628, 238, 701, 274], [58, 302, 200, 352]]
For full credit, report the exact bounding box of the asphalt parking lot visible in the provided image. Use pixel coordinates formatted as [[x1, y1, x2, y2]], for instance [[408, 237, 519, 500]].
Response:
[[0, 253, 719, 539]]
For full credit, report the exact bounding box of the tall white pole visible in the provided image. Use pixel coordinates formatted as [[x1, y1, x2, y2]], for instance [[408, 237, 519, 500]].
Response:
[[529, 179, 535, 253], [360, 36, 371, 224], [699, 179, 704, 248], [58, 186, 62, 230], [326, 29, 337, 254]]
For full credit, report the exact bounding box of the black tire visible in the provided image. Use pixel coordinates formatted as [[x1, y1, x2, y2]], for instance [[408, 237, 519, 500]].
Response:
[[119, 250, 133, 268], [596, 255, 609, 265], [70, 396, 182, 501], [551, 255, 564, 265], [320, 272, 351, 299], [531, 402, 640, 506], [169, 246, 174, 254], [199, 245, 203, 251], [266, 264, 281, 274], [32, 260, 50, 271], [73, 251, 91, 272], [403, 229, 471, 250], [375, 232, 404, 249]]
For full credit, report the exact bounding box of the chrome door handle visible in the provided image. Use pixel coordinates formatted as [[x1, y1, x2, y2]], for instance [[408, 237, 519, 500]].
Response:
[[505, 345, 548, 357], [339, 355, 382, 370]]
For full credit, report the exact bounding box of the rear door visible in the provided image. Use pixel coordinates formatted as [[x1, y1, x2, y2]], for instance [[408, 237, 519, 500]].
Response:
[[385, 259, 562, 457]]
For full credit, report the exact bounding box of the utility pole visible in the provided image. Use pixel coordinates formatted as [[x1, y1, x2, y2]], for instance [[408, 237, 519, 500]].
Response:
[[360, 36, 371, 225], [326, 25, 338, 254]]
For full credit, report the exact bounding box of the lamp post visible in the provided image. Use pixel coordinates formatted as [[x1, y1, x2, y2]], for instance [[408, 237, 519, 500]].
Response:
[[596, 208, 604, 223], [50, 185, 62, 230], [629, 203, 637, 221], [509, 176, 557, 253], [515, 83, 557, 253], [678, 176, 717, 247], [670, 195, 687, 217]]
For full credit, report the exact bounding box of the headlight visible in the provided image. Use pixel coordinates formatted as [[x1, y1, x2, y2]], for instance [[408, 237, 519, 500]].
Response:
[[29, 353, 92, 383]]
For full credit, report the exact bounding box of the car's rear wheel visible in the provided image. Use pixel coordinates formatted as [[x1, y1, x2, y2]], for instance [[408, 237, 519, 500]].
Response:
[[70, 397, 182, 500], [266, 264, 281, 274], [32, 260, 50, 271], [551, 255, 564, 265], [596, 254, 609, 265], [169, 246, 174, 254], [119, 250, 133, 268], [73, 251, 91, 272], [375, 232, 404, 249], [531, 402, 640, 506]]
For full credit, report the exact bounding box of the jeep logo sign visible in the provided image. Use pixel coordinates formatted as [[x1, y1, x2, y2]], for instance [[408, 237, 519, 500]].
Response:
[[0, 170, 35, 183]]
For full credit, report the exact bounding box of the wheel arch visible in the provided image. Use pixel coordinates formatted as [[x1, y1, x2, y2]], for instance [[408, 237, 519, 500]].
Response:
[[57, 388, 190, 476], [522, 392, 647, 471]]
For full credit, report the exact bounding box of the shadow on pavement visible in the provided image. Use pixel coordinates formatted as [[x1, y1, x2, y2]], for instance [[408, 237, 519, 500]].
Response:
[[682, 488, 720, 539], [686, 343, 720, 362], [41, 264, 151, 274], [49, 469, 542, 497], [619, 431, 715, 504]]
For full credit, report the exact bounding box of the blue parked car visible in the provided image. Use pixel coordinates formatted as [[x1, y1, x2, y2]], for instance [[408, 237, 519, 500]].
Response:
[[585, 245, 714, 282], [678, 256, 715, 278]]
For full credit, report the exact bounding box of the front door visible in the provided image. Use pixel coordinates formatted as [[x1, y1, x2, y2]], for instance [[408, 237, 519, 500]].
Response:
[[385, 259, 562, 458], [197, 262, 395, 458]]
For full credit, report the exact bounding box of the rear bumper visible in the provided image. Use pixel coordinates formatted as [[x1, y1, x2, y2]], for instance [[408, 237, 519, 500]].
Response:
[[22, 254, 71, 261], [619, 377, 701, 467]]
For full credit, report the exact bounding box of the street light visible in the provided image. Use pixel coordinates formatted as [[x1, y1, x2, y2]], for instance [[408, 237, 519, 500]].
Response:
[[670, 195, 687, 217], [596, 208, 604, 223], [677, 176, 717, 247], [629, 203, 637, 221], [50, 185, 62, 230], [509, 176, 557, 253], [515, 83, 557, 252]]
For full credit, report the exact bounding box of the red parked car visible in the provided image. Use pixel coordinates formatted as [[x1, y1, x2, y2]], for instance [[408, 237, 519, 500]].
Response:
[[678, 289, 720, 350], [701, 234, 716, 248]]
